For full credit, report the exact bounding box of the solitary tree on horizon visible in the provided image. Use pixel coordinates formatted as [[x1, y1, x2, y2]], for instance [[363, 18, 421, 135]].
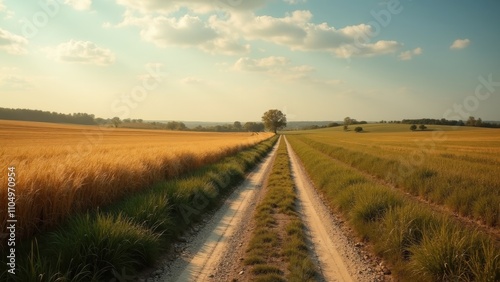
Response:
[[262, 109, 287, 134]]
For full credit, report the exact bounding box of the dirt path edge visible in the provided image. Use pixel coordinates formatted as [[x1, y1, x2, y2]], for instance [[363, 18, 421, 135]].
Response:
[[154, 137, 280, 282], [285, 136, 391, 282]]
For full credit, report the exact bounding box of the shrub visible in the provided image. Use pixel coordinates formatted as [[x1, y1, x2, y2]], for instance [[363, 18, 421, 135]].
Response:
[[410, 124, 417, 131], [354, 126, 363, 132]]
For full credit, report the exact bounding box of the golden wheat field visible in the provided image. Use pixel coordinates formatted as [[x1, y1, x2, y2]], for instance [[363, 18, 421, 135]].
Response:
[[0, 120, 273, 239]]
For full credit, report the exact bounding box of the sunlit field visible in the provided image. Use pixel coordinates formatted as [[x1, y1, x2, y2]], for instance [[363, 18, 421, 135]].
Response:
[[288, 124, 500, 227], [0, 120, 273, 239], [286, 124, 500, 280]]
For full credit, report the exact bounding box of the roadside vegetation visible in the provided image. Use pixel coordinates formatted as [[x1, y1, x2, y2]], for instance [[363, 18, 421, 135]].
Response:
[[287, 132, 499, 281], [244, 138, 316, 282], [0, 135, 278, 281]]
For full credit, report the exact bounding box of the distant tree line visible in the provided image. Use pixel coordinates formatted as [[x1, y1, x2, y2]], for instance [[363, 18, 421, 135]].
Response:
[[279, 122, 342, 131], [399, 117, 499, 128], [299, 122, 342, 131], [0, 107, 97, 125], [400, 118, 465, 126], [193, 121, 265, 132], [95, 117, 266, 132], [0, 107, 267, 132]]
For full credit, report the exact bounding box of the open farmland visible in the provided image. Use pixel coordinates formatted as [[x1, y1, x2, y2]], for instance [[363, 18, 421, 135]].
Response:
[[285, 124, 500, 280], [0, 120, 273, 240], [287, 124, 500, 228]]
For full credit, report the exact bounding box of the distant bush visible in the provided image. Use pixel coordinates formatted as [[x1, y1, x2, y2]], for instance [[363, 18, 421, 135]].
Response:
[[419, 124, 427, 131], [410, 124, 417, 131], [355, 127, 363, 133]]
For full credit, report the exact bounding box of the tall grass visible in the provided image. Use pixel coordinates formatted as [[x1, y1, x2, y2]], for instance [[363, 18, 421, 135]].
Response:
[[0, 120, 273, 241], [0, 135, 278, 281], [287, 135, 499, 281], [291, 133, 500, 227]]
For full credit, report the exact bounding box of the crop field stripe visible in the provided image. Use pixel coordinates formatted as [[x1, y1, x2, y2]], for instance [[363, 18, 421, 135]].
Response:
[[286, 135, 499, 281], [290, 135, 500, 240], [291, 134, 500, 228], [0, 136, 278, 281], [243, 137, 316, 281]]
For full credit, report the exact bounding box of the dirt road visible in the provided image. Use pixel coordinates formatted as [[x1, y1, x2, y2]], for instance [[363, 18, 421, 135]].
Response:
[[145, 136, 387, 281], [285, 136, 384, 281], [157, 138, 280, 282]]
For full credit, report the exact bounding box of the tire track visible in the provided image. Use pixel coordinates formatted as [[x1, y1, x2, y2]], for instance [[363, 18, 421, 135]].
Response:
[[160, 138, 280, 281], [285, 136, 379, 282]]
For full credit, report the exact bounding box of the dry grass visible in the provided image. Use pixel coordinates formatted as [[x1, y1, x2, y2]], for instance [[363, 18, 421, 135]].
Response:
[[0, 120, 272, 239]]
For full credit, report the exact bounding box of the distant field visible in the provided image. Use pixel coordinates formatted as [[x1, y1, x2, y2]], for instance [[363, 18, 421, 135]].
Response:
[[286, 124, 500, 280], [0, 120, 273, 239], [287, 124, 500, 227]]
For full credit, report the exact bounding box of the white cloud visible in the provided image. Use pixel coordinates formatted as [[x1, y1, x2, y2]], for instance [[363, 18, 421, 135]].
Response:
[[141, 15, 218, 46], [0, 28, 28, 54], [113, 3, 403, 58], [200, 37, 250, 55], [65, 0, 92, 11], [234, 56, 316, 80], [398, 47, 422, 61], [233, 56, 345, 86], [234, 56, 290, 72], [214, 10, 403, 58], [332, 40, 401, 58], [450, 39, 470, 50], [46, 40, 115, 66], [116, 13, 250, 55]]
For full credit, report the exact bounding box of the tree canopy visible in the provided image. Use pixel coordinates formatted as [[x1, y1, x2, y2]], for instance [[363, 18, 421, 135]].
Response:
[[262, 109, 287, 133]]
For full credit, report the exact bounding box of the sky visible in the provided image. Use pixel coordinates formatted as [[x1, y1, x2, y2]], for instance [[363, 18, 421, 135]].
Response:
[[0, 0, 499, 122]]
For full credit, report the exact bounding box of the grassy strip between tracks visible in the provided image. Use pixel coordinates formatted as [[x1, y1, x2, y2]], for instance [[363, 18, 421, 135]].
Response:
[[243, 137, 316, 282], [1, 136, 278, 282], [286, 135, 499, 282]]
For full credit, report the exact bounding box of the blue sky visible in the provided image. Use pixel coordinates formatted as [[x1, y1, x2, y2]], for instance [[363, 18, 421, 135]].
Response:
[[1, 0, 499, 122]]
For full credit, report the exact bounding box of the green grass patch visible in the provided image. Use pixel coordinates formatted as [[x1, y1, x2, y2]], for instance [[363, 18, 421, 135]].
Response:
[[243, 138, 316, 281]]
